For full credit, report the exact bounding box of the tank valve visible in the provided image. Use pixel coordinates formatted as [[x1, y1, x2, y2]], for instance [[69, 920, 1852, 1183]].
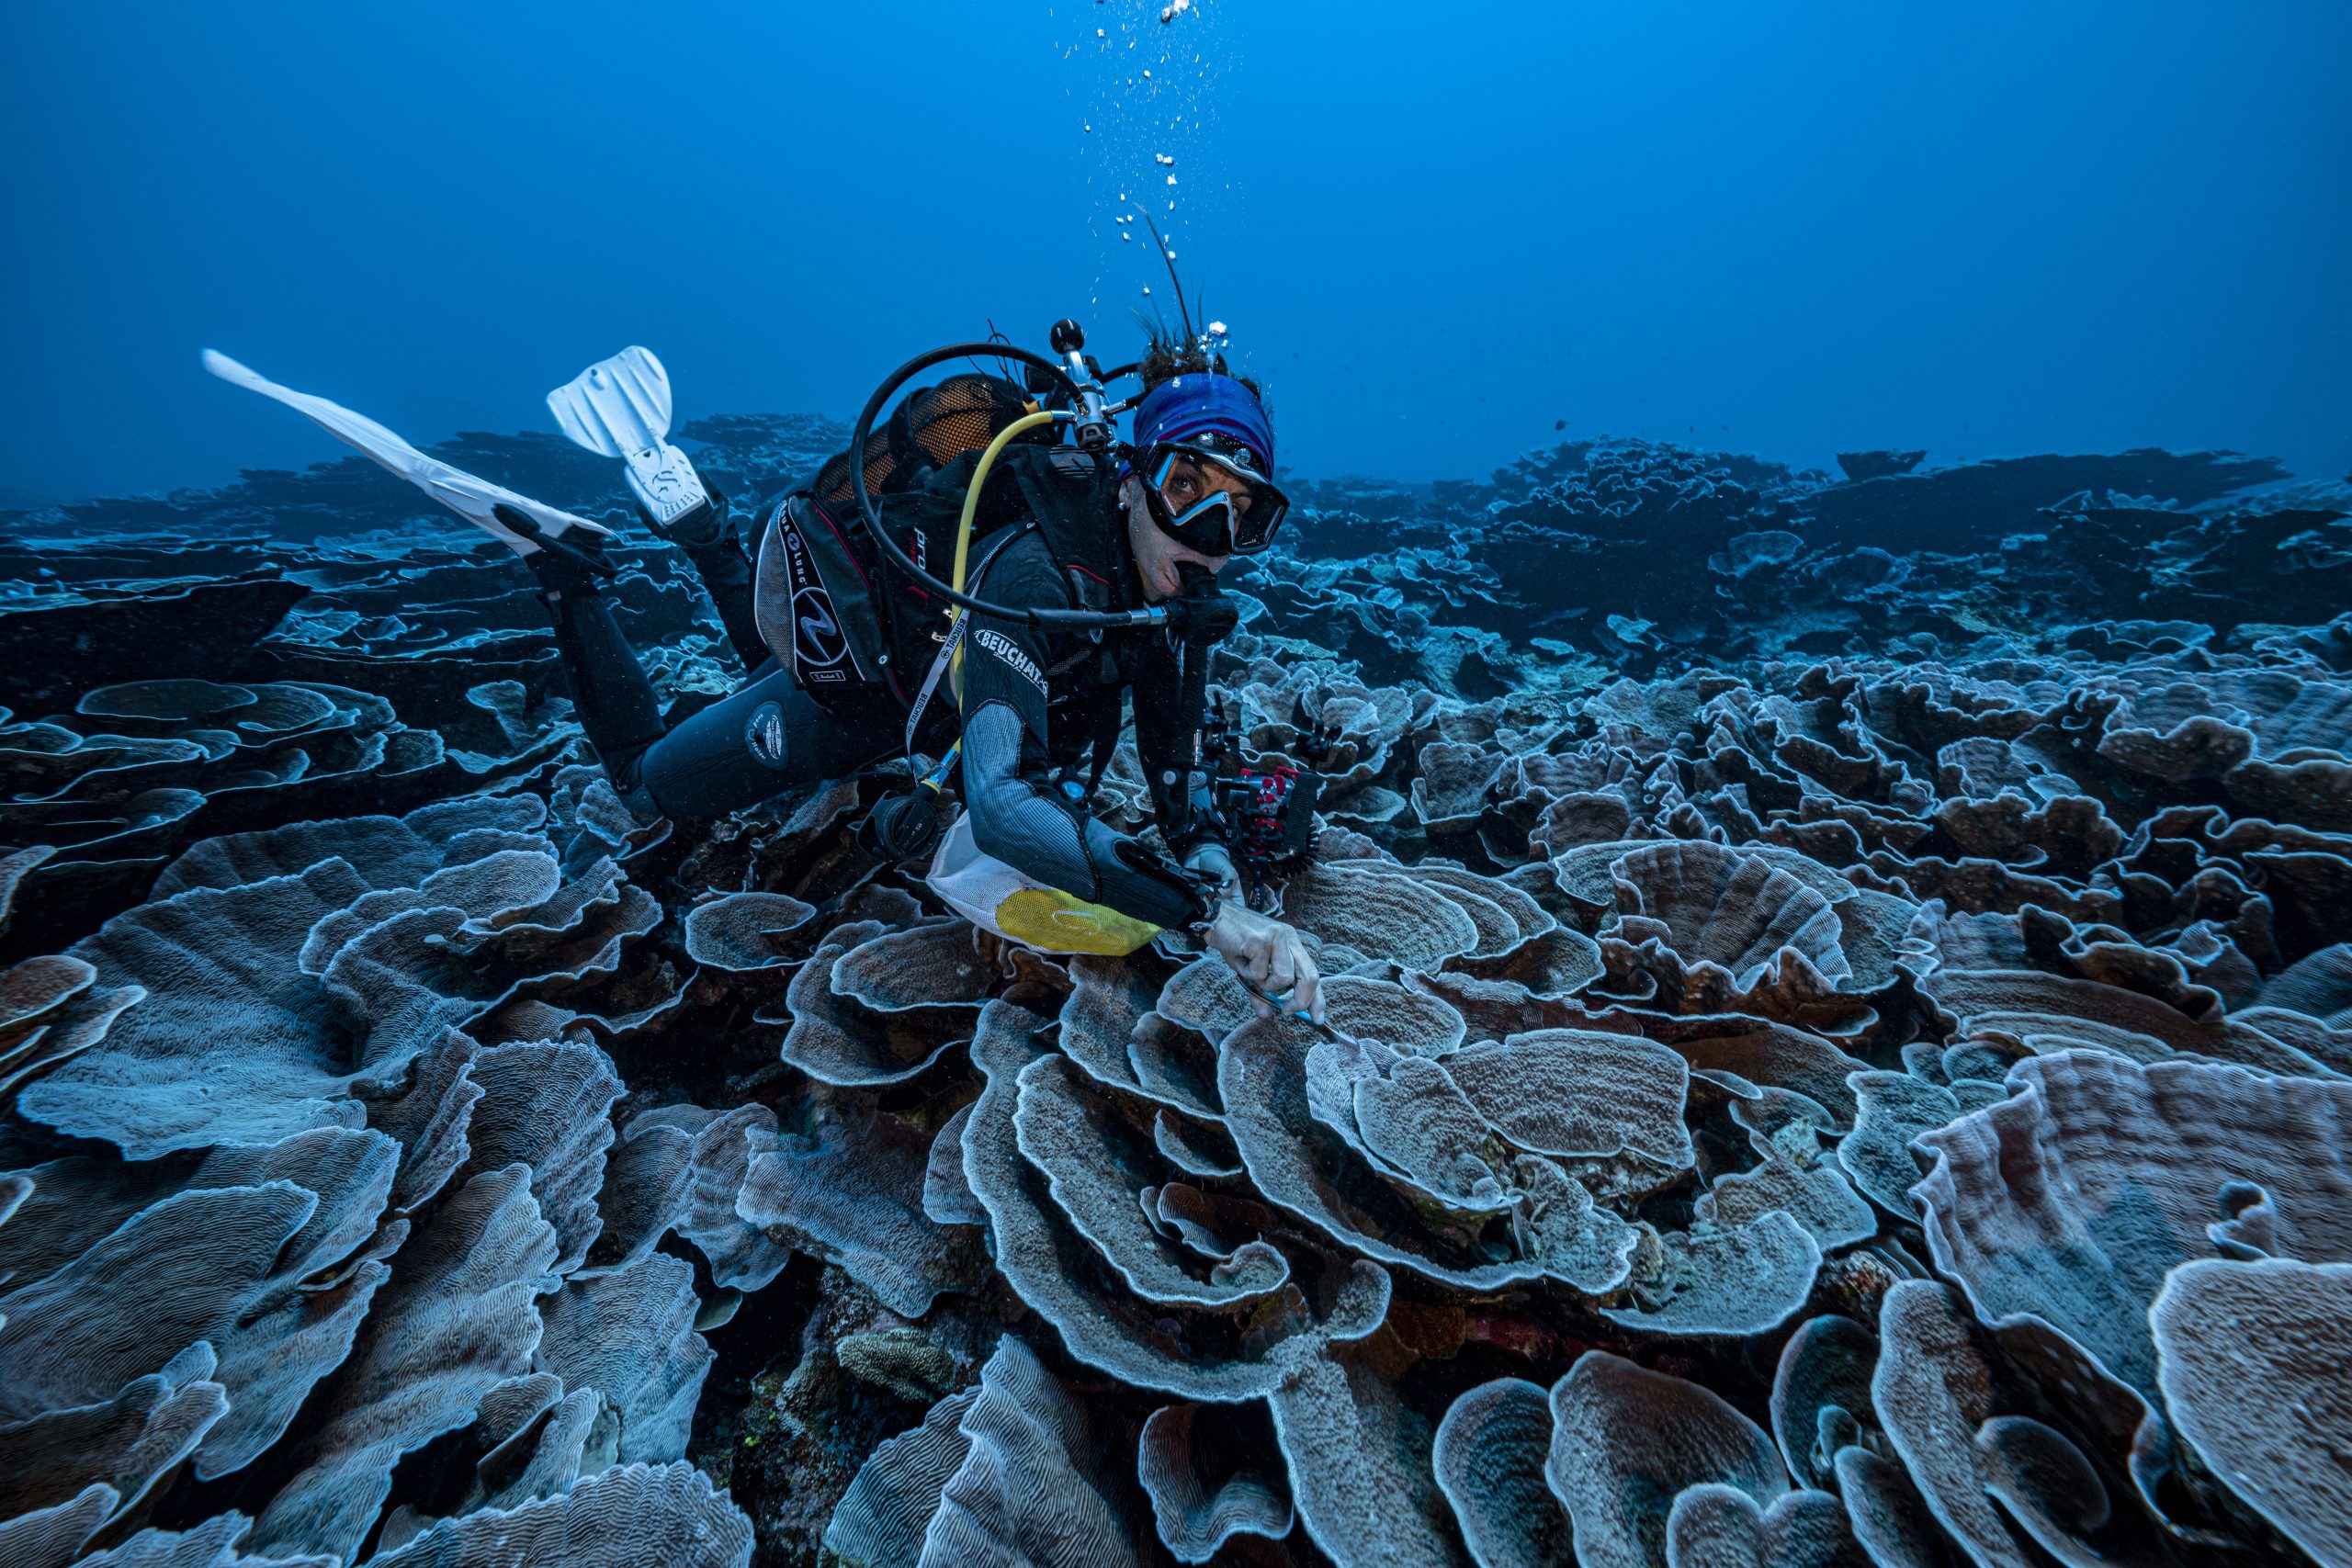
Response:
[[1052, 319, 1114, 452]]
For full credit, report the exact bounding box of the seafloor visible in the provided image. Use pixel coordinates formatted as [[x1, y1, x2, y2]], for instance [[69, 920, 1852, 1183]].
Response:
[[1, 420, 2346, 1568]]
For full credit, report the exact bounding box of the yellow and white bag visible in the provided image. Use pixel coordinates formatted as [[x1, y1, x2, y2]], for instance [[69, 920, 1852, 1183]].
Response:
[[924, 810, 1161, 956]]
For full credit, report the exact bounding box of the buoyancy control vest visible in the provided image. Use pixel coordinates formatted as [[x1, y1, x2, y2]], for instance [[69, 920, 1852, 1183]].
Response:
[[751, 404, 1130, 713]]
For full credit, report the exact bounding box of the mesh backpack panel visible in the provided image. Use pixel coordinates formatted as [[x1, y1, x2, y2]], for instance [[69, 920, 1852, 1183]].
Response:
[[809, 372, 1049, 510]]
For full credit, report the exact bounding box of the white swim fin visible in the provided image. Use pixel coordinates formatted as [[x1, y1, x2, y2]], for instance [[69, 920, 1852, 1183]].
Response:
[[547, 346, 711, 527], [202, 349, 616, 558]]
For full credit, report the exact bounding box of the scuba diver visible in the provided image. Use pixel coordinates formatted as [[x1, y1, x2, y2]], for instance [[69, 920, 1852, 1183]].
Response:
[[205, 320, 1325, 1022]]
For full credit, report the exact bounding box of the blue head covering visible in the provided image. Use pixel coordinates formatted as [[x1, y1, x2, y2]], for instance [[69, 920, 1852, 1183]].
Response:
[[1131, 372, 1277, 483]]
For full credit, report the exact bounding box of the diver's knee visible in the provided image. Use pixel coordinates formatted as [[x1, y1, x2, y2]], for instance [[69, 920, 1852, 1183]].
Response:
[[593, 751, 664, 824], [616, 776, 663, 823], [739, 694, 794, 774], [625, 688, 798, 823]]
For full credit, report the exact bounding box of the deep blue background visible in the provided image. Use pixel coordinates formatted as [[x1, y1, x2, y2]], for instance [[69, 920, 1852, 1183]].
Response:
[[5, 1, 2346, 502]]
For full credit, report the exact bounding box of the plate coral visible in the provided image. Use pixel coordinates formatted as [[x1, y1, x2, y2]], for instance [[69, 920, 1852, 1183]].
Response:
[[4, 425, 2347, 1565]]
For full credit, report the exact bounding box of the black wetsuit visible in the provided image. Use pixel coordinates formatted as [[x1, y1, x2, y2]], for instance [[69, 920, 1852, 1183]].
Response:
[[536, 491, 1218, 930]]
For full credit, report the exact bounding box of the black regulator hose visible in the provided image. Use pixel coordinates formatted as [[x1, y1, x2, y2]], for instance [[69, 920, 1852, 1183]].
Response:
[[1171, 558, 1238, 798], [848, 340, 1176, 633]]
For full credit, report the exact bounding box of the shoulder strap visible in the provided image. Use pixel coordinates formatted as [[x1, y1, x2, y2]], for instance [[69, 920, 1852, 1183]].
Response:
[[1085, 686, 1125, 795], [998, 446, 1127, 592], [899, 523, 1045, 758]]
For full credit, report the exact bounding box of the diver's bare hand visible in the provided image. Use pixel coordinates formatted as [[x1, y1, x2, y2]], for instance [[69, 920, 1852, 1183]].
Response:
[[1201, 900, 1324, 1024]]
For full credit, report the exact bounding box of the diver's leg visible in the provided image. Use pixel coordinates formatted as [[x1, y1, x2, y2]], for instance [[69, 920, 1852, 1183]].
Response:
[[678, 533, 769, 672], [659, 491, 770, 671], [537, 579, 671, 786], [630, 666, 901, 821], [523, 513, 894, 822]]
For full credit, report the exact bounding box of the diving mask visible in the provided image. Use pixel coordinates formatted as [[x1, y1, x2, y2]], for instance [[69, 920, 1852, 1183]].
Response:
[[1136, 442, 1290, 557]]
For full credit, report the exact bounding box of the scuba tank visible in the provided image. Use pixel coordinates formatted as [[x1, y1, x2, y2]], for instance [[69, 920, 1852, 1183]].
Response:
[[745, 321, 1148, 715], [749, 371, 1057, 707]]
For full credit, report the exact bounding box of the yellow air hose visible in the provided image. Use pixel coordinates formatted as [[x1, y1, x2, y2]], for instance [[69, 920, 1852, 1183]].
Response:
[[947, 409, 1068, 699]]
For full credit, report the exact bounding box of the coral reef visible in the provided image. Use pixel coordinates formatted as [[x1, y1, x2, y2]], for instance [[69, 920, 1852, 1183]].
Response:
[[3, 419, 2347, 1565]]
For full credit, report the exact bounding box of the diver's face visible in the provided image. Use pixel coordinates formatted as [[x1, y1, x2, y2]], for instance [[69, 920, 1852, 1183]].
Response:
[[1125, 454, 1243, 602]]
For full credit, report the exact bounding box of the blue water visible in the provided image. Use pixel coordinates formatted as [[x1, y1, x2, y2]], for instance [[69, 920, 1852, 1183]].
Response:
[[5, 1, 2348, 502], [6, 13, 2352, 1568]]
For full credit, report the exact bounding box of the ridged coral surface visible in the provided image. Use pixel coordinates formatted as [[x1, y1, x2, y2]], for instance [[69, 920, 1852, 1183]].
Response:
[[3, 424, 2348, 1564]]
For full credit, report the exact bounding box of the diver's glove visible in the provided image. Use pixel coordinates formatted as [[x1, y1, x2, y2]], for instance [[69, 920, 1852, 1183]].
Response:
[[1197, 899, 1324, 1025], [633, 475, 733, 550], [1183, 841, 1246, 904], [494, 502, 619, 595]]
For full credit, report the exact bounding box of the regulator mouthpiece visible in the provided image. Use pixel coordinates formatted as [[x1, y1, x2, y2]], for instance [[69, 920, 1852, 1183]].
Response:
[[1175, 560, 1238, 643]]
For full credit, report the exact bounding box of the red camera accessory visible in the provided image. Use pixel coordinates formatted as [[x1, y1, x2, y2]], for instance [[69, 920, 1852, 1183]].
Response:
[[1213, 759, 1319, 879]]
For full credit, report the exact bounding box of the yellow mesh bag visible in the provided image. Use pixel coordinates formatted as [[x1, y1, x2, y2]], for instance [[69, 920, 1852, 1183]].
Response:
[[924, 811, 1159, 957]]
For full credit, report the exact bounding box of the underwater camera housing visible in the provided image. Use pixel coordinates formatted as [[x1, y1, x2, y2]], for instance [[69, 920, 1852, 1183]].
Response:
[[1201, 704, 1320, 890]]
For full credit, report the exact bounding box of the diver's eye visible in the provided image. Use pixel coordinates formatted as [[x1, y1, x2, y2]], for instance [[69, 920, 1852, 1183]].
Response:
[[1229, 491, 1253, 518]]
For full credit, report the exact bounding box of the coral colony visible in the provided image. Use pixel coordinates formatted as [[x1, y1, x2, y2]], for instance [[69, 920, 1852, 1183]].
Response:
[[2, 418, 2347, 1567]]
